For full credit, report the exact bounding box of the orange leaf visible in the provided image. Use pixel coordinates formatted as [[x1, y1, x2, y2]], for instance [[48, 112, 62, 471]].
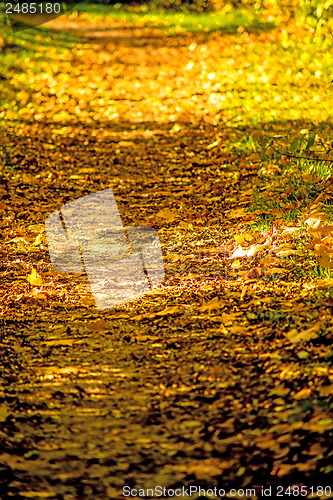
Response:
[[156, 208, 178, 222], [318, 254, 333, 269], [314, 244, 332, 255]]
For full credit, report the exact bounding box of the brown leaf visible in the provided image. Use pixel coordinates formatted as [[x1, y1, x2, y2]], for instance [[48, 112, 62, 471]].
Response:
[[0, 404, 8, 422], [87, 319, 110, 333], [318, 385, 333, 397]]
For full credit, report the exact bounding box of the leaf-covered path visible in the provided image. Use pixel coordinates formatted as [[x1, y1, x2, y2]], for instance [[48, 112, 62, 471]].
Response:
[[1, 12, 333, 499]]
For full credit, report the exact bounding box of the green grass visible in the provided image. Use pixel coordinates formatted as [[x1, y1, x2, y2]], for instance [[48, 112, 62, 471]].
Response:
[[307, 264, 333, 279], [247, 131, 333, 225], [255, 308, 289, 325], [74, 2, 274, 34], [248, 218, 275, 233]]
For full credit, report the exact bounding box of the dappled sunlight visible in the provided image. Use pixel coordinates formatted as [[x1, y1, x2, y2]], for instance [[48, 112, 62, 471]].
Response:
[[1, 1, 333, 496]]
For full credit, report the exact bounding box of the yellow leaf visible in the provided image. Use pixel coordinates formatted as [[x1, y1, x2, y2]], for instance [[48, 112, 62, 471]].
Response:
[[318, 385, 333, 397], [294, 388, 311, 400], [198, 296, 221, 312], [321, 235, 333, 245], [316, 278, 333, 288], [246, 239, 271, 257], [32, 233, 44, 247], [259, 256, 280, 265], [170, 124, 181, 134], [30, 289, 47, 299], [81, 297, 94, 307], [132, 306, 182, 320], [261, 267, 285, 277], [185, 460, 225, 479], [206, 138, 221, 149], [242, 188, 253, 197], [234, 233, 248, 244], [117, 141, 135, 147], [87, 319, 110, 333], [304, 217, 322, 228], [179, 221, 193, 230], [319, 224, 333, 234], [228, 207, 246, 219], [221, 312, 237, 324], [276, 249, 296, 257], [307, 227, 323, 238], [281, 227, 302, 236], [156, 208, 178, 222], [27, 269, 43, 286], [285, 324, 320, 343], [0, 404, 8, 422]]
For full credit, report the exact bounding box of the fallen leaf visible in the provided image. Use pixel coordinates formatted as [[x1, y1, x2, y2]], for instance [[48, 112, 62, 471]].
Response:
[[198, 296, 221, 312], [0, 404, 8, 422], [276, 248, 296, 257], [314, 244, 333, 255], [318, 254, 333, 269], [87, 319, 110, 333], [27, 269, 43, 286], [285, 324, 320, 343], [228, 207, 247, 219], [294, 388, 311, 400], [156, 208, 179, 222], [206, 138, 221, 149], [318, 385, 333, 397]]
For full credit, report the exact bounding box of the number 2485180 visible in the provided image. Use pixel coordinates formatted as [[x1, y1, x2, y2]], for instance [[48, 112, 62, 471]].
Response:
[[5, 3, 61, 14], [276, 486, 332, 496]]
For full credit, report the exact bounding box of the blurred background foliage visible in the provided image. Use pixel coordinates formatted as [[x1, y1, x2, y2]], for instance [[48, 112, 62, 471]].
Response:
[[1, 0, 333, 29], [79, 0, 333, 23]]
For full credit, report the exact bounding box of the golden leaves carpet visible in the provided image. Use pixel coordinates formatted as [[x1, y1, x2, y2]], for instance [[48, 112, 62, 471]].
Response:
[[1, 13, 333, 499]]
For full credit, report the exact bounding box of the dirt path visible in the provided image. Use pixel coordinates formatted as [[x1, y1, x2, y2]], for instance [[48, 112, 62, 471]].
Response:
[[1, 14, 333, 499]]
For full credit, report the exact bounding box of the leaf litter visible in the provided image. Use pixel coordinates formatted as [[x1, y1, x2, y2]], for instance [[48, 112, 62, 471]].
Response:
[[1, 9, 333, 498]]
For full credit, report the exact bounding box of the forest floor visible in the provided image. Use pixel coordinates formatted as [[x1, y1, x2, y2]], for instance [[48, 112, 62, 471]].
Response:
[[1, 7, 333, 499]]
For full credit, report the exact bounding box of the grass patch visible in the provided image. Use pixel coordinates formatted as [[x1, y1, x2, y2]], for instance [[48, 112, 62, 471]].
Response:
[[247, 131, 333, 226], [73, 2, 274, 34]]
